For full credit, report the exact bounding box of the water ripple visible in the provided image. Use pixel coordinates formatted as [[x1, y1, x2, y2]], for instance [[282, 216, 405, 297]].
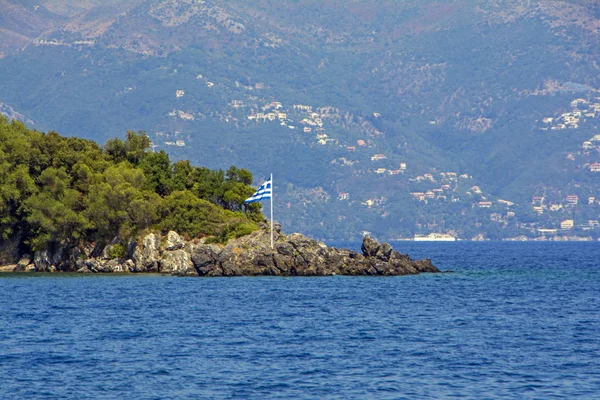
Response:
[[1, 242, 599, 398]]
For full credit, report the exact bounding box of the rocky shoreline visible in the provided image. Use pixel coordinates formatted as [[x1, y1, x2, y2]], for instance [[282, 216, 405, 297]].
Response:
[[3, 224, 439, 276]]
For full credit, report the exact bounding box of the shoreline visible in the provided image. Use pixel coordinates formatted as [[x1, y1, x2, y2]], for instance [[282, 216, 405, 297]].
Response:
[[0, 228, 440, 276]]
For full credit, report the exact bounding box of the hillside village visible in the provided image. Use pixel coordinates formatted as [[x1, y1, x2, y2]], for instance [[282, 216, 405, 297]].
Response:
[[4, 68, 599, 241], [18, 55, 588, 243], [541, 97, 600, 131], [145, 83, 600, 241]]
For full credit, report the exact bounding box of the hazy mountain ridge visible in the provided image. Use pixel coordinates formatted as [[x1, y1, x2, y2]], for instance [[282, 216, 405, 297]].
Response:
[[1, 0, 600, 240]]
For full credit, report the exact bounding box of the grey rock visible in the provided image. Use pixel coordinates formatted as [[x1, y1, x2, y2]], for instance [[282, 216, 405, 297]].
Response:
[[127, 240, 137, 259], [361, 236, 380, 257], [191, 244, 222, 276], [34, 247, 65, 272], [161, 249, 194, 275], [13, 255, 32, 272], [275, 242, 294, 256], [19, 226, 439, 277], [102, 259, 123, 273], [165, 231, 185, 251], [375, 242, 393, 261], [217, 247, 242, 276], [413, 258, 438, 273], [133, 233, 161, 272], [125, 259, 136, 272]]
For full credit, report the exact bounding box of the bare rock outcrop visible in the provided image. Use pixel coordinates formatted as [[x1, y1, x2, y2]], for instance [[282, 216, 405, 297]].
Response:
[[25, 226, 439, 276], [161, 249, 195, 276], [189, 226, 439, 277], [132, 233, 161, 272]]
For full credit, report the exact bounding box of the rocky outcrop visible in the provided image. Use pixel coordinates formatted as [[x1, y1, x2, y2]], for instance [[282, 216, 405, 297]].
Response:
[[19, 227, 438, 276], [161, 249, 196, 276], [75, 258, 129, 274], [165, 231, 185, 251], [189, 225, 439, 277], [132, 233, 161, 272], [13, 255, 34, 272], [0, 233, 23, 266], [33, 242, 79, 272]]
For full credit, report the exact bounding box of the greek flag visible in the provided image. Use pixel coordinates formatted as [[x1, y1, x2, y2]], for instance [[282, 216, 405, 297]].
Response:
[[245, 178, 272, 203]]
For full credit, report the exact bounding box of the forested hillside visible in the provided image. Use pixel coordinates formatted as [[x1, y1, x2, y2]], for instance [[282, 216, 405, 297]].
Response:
[[1, 0, 600, 240], [0, 116, 262, 262]]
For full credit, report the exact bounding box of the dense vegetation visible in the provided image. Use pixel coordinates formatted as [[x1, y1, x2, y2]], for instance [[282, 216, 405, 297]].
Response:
[[0, 116, 263, 253]]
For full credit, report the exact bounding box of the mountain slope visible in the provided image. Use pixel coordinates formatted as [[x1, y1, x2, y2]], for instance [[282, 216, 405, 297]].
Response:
[[1, 0, 600, 240]]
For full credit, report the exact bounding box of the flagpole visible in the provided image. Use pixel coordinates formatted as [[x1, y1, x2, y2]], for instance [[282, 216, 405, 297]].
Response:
[[270, 173, 274, 249]]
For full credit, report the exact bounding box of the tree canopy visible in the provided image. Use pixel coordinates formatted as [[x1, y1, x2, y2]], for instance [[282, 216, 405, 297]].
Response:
[[0, 116, 264, 252]]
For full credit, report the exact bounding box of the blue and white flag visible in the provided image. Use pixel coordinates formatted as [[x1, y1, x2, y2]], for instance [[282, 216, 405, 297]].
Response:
[[245, 178, 272, 203]]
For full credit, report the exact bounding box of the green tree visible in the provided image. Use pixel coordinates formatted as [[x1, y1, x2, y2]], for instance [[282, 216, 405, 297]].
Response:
[[0, 117, 260, 252], [139, 150, 172, 196], [84, 163, 146, 241], [226, 166, 253, 185], [158, 190, 227, 237], [104, 137, 127, 163], [171, 160, 194, 191], [24, 167, 89, 250], [124, 130, 151, 165]]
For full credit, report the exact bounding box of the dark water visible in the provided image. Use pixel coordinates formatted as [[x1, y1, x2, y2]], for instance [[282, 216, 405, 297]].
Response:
[[1, 242, 599, 399]]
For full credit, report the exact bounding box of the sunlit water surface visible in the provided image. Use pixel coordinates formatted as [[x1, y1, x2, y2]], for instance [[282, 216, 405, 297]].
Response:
[[1, 242, 599, 399]]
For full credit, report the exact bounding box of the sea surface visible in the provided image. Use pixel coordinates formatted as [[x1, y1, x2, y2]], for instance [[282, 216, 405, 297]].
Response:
[[1, 242, 599, 399]]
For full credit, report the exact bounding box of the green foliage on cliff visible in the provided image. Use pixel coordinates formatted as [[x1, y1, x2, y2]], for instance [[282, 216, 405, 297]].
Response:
[[0, 116, 263, 251]]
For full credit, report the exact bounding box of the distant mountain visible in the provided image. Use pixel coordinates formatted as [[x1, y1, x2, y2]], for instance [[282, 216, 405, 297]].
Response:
[[1, 0, 600, 240]]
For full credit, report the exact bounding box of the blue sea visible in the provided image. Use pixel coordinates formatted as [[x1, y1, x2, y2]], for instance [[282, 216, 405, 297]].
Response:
[[1, 242, 599, 399]]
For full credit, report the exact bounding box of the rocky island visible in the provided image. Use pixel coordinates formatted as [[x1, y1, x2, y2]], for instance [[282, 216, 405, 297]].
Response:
[[0, 120, 439, 277], [9, 224, 439, 276]]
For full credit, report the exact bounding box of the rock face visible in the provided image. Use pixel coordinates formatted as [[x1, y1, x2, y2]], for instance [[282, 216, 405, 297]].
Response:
[[0, 233, 23, 266], [189, 226, 439, 277], [165, 231, 185, 251], [25, 226, 439, 276], [132, 233, 161, 272], [161, 249, 196, 276]]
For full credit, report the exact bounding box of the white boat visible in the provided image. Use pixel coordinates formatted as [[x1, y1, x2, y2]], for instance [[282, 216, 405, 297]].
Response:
[[414, 233, 457, 242]]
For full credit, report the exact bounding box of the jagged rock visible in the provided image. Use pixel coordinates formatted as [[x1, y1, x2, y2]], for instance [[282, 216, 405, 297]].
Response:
[[0, 232, 23, 265], [127, 240, 137, 259], [217, 247, 243, 276], [133, 233, 161, 272], [413, 258, 438, 273], [275, 242, 294, 256], [104, 259, 124, 273], [77, 266, 92, 274], [13, 255, 32, 272], [34, 250, 52, 272], [17, 228, 439, 277], [161, 249, 194, 275], [375, 242, 393, 261], [165, 231, 185, 251], [361, 236, 380, 257], [34, 246, 67, 272], [125, 259, 136, 272], [191, 244, 222, 276], [273, 253, 293, 274]]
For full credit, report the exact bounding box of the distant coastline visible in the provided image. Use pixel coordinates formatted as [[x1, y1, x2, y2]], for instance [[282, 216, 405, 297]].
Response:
[[414, 233, 457, 242], [386, 235, 599, 242]]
